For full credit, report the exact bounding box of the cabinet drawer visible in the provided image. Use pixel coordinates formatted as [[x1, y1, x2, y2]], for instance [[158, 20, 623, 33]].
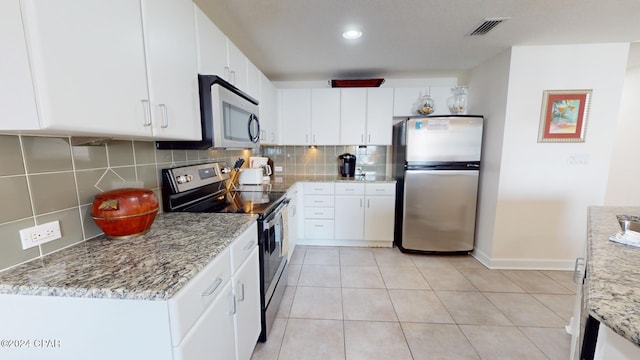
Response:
[[168, 247, 232, 347], [230, 222, 258, 273], [304, 195, 334, 207], [303, 182, 334, 195], [304, 219, 334, 239], [335, 183, 365, 195], [304, 207, 334, 219], [365, 183, 396, 196]]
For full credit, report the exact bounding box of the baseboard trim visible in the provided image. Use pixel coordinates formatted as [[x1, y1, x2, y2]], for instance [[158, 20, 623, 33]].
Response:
[[471, 249, 575, 270]]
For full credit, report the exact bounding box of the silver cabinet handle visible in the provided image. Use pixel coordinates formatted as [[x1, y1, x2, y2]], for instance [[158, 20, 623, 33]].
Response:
[[314, 224, 324, 228], [229, 292, 237, 315], [271, 131, 276, 143], [224, 66, 231, 80], [141, 99, 152, 126], [573, 257, 585, 284], [360, 199, 363, 208], [368, 134, 372, 143], [367, 199, 370, 208], [361, 134, 364, 143], [202, 277, 223, 297], [230, 70, 236, 85], [243, 240, 256, 250], [237, 281, 245, 302], [159, 104, 169, 128], [306, 134, 309, 143], [313, 134, 316, 143]]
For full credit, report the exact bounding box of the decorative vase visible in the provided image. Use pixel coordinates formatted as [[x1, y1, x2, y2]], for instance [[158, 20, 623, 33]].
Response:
[[448, 86, 468, 115], [417, 92, 435, 115]]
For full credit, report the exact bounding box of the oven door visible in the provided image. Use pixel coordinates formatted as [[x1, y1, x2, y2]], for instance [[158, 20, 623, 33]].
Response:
[[261, 201, 288, 306]]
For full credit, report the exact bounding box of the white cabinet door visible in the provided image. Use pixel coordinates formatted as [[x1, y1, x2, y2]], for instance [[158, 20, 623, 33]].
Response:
[[0, 0, 39, 131], [366, 88, 394, 145], [20, 0, 151, 137], [311, 88, 341, 145], [233, 248, 261, 360], [194, 4, 228, 76], [335, 195, 365, 240], [173, 282, 236, 360], [259, 73, 279, 145], [246, 60, 261, 100], [227, 40, 248, 91], [142, 0, 200, 140], [281, 89, 311, 145], [340, 88, 367, 145], [364, 196, 396, 241]]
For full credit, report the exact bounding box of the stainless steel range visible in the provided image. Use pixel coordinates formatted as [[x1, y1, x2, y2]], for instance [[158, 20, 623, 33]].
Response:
[[161, 161, 288, 343]]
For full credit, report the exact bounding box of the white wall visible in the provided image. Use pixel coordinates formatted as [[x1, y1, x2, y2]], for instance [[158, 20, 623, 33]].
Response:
[[470, 43, 630, 269], [605, 63, 640, 205], [467, 49, 512, 265]]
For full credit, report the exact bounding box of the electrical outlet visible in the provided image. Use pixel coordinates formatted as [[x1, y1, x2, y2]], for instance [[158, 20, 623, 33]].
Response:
[[19, 221, 62, 250], [274, 166, 283, 172]]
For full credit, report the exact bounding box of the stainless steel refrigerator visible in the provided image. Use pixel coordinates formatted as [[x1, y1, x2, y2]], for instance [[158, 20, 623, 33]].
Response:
[[392, 115, 483, 253]]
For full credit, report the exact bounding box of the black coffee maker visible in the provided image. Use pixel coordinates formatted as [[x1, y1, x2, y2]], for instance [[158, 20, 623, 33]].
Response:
[[338, 153, 356, 177]]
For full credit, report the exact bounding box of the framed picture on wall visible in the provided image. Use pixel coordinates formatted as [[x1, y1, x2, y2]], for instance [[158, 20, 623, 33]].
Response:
[[538, 89, 592, 143]]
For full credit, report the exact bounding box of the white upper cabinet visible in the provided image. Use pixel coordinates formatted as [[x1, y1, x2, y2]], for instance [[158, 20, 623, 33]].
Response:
[[280, 89, 311, 145], [194, 4, 227, 77], [16, 0, 151, 137], [0, 0, 39, 130], [2, 0, 200, 140], [141, 0, 200, 140], [340, 88, 393, 145], [194, 4, 256, 98], [246, 60, 261, 101], [339, 88, 367, 145], [259, 72, 279, 145], [310, 88, 341, 145], [280, 88, 341, 145], [366, 88, 394, 145]]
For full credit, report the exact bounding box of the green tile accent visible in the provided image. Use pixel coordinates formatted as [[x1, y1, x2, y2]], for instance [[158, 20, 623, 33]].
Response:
[[38, 208, 84, 255], [72, 143, 108, 170], [0, 218, 40, 270], [0, 176, 33, 223], [106, 140, 135, 167], [22, 136, 73, 173], [133, 141, 156, 165], [0, 135, 25, 176], [29, 172, 78, 215]]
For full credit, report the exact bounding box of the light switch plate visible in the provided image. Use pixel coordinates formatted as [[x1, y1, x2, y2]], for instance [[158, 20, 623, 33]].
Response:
[[19, 221, 62, 250]]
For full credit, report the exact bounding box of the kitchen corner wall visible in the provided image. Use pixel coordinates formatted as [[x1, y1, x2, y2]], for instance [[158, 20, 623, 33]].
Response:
[[0, 134, 250, 272], [260, 145, 387, 176]]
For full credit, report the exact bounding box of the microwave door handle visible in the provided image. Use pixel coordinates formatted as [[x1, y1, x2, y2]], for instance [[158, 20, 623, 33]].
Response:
[[248, 114, 260, 143]]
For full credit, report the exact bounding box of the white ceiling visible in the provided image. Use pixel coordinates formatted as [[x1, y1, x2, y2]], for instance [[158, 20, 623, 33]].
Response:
[[194, 0, 640, 81]]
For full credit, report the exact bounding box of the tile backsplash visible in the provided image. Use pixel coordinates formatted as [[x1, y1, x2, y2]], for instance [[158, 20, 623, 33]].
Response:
[[0, 136, 388, 272], [260, 145, 387, 177]]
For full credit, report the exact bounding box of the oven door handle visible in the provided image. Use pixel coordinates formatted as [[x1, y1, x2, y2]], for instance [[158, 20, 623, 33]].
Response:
[[264, 199, 290, 226]]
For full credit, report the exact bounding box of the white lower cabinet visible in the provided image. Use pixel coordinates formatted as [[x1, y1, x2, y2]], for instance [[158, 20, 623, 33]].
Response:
[[173, 281, 235, 360], [335, 183, 365, 240], [364, 183, 396, 243], [232, 249, 261, 360], [0, 223, 260, 360], [300, 182, 395, 247]]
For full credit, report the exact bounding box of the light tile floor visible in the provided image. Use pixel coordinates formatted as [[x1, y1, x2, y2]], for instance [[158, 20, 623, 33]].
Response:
[[251, 246, 575, 360]]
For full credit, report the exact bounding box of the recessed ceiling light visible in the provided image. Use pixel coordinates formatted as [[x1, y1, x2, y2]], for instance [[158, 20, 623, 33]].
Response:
[[342, 29, 362, 40]]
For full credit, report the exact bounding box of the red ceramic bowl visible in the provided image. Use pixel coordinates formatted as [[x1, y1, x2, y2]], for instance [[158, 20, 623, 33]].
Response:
[[91, 188, 159, 239]]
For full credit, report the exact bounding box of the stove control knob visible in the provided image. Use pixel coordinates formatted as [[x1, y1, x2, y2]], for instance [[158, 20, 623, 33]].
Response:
[[175, 175, 193, 184], [220, 167, 231, 174]]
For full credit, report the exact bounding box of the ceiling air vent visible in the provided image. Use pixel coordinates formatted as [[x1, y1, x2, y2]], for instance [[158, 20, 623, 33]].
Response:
[[329, 79, 385, 88], [468, 17, 510, 36]]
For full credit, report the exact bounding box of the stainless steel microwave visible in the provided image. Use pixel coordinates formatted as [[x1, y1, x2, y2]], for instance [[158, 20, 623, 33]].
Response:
[[156, 75, 260, 150]]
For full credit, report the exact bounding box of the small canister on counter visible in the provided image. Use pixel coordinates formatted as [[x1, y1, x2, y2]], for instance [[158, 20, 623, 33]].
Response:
[[91, 188, 159, 239]]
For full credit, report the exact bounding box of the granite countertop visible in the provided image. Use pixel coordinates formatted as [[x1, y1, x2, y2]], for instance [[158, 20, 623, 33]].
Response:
[[0, 213, 256, 301], [587, 206, 640, 345], [268, 174, 396, 192]]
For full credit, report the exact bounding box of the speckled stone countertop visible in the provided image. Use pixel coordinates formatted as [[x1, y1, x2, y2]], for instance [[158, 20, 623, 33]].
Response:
[[0, 213, 256, 301], [267, 174, 396, 192], [587, 206, 640, 345]]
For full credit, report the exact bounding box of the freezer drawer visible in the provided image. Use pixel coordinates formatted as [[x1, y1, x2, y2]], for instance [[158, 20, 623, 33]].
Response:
[[401, 169, 479, 252]]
